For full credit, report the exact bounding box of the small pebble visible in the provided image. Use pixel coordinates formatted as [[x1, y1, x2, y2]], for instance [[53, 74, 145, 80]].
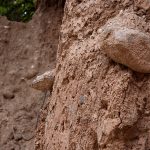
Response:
[[3, 90, 15, 99]]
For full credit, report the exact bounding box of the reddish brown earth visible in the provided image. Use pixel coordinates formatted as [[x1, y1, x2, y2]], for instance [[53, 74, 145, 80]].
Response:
[[42, 0, 150, 150], [0, 4, 63, 150], [1, 0, 150, 150]]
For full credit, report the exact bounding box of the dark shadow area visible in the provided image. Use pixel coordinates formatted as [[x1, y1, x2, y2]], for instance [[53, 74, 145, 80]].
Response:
[[37, 0, 66, 11]]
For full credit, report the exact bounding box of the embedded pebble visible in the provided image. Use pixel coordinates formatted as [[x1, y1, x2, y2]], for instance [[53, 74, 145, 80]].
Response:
[[31, 69, 55, 91]]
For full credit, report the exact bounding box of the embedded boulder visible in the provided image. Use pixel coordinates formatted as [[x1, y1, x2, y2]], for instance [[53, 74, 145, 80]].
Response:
[[99, 11, 150, 73]]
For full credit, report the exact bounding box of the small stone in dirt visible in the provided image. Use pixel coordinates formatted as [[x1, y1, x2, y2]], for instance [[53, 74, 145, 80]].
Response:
[[14, 133, 23, 141], [4, 25, 10, 29], [3, 90, 15, 99], [31, 69, 55, 92], [22, 132, 35, 141], [79, 95, 86, 105]]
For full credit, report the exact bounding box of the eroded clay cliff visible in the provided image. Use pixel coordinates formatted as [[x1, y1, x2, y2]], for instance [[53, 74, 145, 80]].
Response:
[[42, 0, 150, 149]]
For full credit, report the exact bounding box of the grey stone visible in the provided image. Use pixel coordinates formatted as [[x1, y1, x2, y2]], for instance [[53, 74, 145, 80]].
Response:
[[99, 12, 150, 73]]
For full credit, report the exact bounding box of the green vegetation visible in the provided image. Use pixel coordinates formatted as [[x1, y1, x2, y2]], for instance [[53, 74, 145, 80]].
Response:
[[0, 0, 36, 22]]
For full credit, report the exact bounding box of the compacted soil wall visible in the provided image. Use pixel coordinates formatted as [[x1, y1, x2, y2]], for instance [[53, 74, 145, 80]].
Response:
[[43, 0, 150, 150]]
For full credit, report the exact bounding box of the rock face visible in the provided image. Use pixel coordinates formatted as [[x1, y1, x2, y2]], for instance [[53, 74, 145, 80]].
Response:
[[31, 69, 55, 92], [99, 11, 150, 73], [42, 1, 150, 150]]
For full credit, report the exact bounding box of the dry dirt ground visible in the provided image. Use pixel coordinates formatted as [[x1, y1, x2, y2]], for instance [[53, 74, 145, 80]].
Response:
[[0, 5, 63, 150]]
